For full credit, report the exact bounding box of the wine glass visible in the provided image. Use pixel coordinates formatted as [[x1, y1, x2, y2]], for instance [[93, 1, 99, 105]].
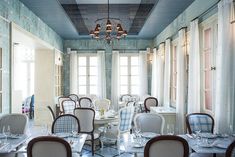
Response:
[[229, 125, 234, 135], [71, 125, 77, 137], [2, 126, 10, 144], [167, 124, 174, 135]]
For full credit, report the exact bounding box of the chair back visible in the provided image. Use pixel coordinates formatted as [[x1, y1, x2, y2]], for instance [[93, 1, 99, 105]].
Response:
[[134, 113, 165, 134], [68, 94, 79, 105], [47, 106, 56, 121], [58, 96, 71, 113], [74, 108, 95, 133], [51, 114, 80, 134], [186, 113, 214, 134], [126, 101, 135, 107], [118, 106, 134, 133], [62, 100, 76, 114], [94, 99, 111, 111], [144, 135, 189, 157], [79, 97, 93, 108], [27, 136, 72, 157], [144, 97, 158, 112], [0, 114, 28, 134], [120, 94, 132, 102], [226, 140, 235, 157]]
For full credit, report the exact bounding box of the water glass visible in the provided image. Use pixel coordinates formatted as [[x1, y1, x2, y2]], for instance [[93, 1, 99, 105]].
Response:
[[167, 124, 174, 135]]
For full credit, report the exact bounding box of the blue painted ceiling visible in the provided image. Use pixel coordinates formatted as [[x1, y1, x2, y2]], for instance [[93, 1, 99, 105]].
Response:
[[19, 0, 195, 39]]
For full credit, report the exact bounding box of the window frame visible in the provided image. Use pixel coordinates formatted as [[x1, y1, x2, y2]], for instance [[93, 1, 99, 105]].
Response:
[[119, 53, 139, 95], [77, 53, 98, 97], [199, 14, 218, 114]]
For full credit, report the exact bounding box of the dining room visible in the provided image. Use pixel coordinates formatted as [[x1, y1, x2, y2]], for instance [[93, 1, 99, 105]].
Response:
[[0, 0, 235, 157]]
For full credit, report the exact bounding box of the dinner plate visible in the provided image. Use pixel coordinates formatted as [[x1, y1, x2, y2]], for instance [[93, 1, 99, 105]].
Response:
[[55, 133, 71, 138], [199, 133, 217, 139], [198, 143, 213, 148], [215, 143, 227, 149], [142, 132, 159, 139], [132, 143, 144, 148]]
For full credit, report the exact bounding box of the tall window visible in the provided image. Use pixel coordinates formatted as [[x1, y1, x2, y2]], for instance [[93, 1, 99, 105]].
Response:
[[78, 55, 98, 96], [201, 16, 217, 112], [119, 54, 139, 95], [171, 42, 177, 106]]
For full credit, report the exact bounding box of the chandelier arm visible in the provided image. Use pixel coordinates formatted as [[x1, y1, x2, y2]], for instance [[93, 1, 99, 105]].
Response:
[[95, 17, 122, 23]]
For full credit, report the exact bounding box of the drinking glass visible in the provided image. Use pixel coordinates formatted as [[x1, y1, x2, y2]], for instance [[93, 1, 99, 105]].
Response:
[[229, 125, 234, 135], [167, 124, 174, 135], [71, 125, 77, 137]]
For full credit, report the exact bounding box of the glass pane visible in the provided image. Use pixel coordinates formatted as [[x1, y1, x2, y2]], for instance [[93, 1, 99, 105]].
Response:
[[90, 67, 97, 75], [90, 86, 97, 95], [90, 76, 98, 85], [90, 57, 97, 66], [131, 57, 139, 65], [120, 66, 128, 75], [131, 76, 139, 85], [205, 71, 211, 89], [79, 57, 86, 66], [204, 28, 211, 49], [131, 66, 139, 75], [120, 76, 128, 85], [120, 86, 128, 95], [205, 91, 212, 110], [79, 76, 86, 85], [120, 57, 128, 65], [79, 86, 86, 95], [79, 67, 86, 75], [204, 53, 211, 69], [131, 86, 139, 95]]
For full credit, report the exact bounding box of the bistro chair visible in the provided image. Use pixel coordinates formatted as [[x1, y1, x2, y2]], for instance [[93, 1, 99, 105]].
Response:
[[79, 97, 93, 108], [51, 114, 80, 134], [226, 140, 235, 157], [134, 113, 165, 134], [68, 94, 79, 106], [74, 108, 101, 155], [144, 97, 158, 112], [0, 113, 28, 134], [62, 100, 76, 114], [144, 135, 189, 157], [27, 136, 72, 157], [186, 113, 214, 134], [58, 96, 71, 114], [47, 105, 56, 121], [120, 94, 132, 102]]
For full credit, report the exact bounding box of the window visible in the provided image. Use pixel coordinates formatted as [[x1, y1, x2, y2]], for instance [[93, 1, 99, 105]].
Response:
[[0, 48, 2, 112], [78, 55, 98, 96], [171, 41, 177, 106], [119, 54, 139, 95], [200, 15, 217, 112]]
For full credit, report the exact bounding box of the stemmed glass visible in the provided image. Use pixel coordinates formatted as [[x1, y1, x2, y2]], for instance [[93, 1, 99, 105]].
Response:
[[167, 124, 175, 135], [2, 125, 11, 143]]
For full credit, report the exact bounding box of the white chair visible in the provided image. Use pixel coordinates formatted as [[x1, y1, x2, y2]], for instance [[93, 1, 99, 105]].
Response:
[[58, 96, 71, 114], [94, 99, 111, 111], [79, 97, 93, 108], [134, 113, 165, 134], [144, 135, 189, 157], [27, 136, 72, 157], [74, 108, 101, 155], [0, 113, 28, 134], [62, 100, 76, 114], [120, 94, 132, 102], [68, 94, 79, 106]]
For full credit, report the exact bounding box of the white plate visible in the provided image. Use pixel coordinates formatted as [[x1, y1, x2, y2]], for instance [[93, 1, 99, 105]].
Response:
[[198, 143, 213, 148], [199, 133, 217, 139], [132, 143, 144, 148], [142, 132, 159, 139], [55, 133, 71, 138], [215, 143, 227, 149]]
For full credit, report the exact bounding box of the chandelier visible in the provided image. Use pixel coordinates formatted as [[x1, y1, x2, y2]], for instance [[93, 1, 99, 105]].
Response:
[[89, 0, 127, 44]]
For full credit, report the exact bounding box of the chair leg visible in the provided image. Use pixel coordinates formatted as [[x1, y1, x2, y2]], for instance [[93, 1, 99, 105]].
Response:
[[91, 134, 94, 156]]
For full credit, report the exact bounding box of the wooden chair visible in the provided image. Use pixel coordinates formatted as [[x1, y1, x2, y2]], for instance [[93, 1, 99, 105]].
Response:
[[186, 113, 214, 134], [27, 136, 72, 157], [74, 108, 101, 155], [226, 140, 235, 157], [62, 100, 76, 114], [144, 135, 189, 157], [68, 94, 79, 106], [47, 106, 56, 121], [79, 97, 93, 108], [144, 97, 158, 112]]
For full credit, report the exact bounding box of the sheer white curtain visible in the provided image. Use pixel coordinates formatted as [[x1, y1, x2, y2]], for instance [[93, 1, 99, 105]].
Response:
[[176, 28, 187, 134], [151, 48, 157, 97], [139, 50, 148, 98], [111, 51, 120, 111], [163, 39, 171, 108], [215, 0, 235, 133], [151, 44, 165, 106], [97, 51, 106, 99], [70, 51, 78, 94], [187, 19, 201, 114]]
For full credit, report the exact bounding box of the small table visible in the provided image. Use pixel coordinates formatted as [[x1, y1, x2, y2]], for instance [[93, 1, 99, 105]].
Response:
[[0, 134, 28, 154]]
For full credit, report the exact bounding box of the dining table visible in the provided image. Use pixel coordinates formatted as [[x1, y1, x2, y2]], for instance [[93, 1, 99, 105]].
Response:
[[94, 110, 118, 125]]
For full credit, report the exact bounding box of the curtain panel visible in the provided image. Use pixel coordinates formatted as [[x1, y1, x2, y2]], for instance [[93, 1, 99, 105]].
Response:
[[70, 51, 78, 94], [187, 19, 201, 114], [97, 51, 106, 99], [139, 50, 148, 98], [176, 28, 187, 134], [215, 0, 235, 132], [163, 39, 171, 108]]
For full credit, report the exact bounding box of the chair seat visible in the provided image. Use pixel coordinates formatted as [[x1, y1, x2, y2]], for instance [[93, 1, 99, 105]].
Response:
[[86, 132, 100, 140]]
